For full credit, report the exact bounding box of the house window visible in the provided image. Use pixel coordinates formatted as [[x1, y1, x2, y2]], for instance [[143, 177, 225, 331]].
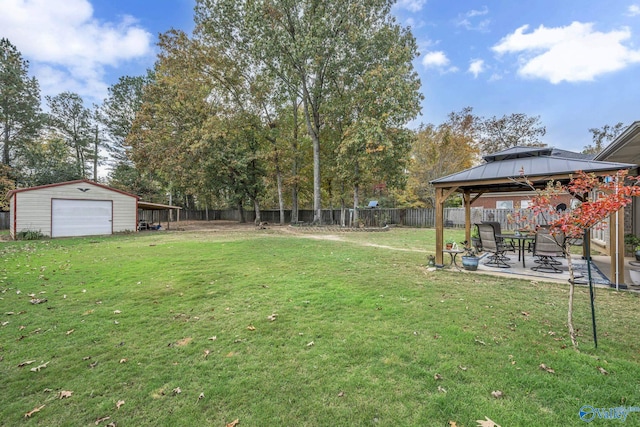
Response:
[[520, 200, 532, 209], [496, 200, 513, 209]]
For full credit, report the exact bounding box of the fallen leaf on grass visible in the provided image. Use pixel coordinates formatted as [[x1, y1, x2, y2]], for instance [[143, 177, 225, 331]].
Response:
[[449, 422, 458, 427], [247, 325, 256, 331], [24, 404, 45, 418], [94, 416, 110, 425], [119, 358, 127, 363], [58, 390, 73, 399], [204, 350, 211, 358], [458, 365, 468, 371], [539, 363, 555, 374], [226, 419, 239, 427], [30, 361, 49, 372], [1, 321, 9, 326], [113, 310, 121, 314], [197, 392, 204, 403], [474, 338, 486, 346], [66, 329, 74, 335], [30, 298, 47, 304], [521, 311, 529, 317], [18, 360, 36, 367], [491, 390, 504, 399], [172, 387, 182, 395], [437, 386, 447, 393], [597, 366, 609, 375], [434, 373, 443, 380], [267, 314, 277, 321], [306, 341, 314, 347], [89, 361, 98, 368], [208, 336, 217, 341], [116, 400, 125, 409], [337, 391, 345, 397], [476, 416, 501, 427]]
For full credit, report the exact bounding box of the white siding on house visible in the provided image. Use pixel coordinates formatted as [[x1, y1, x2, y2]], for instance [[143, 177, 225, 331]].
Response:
[[10, 182, 137, 238]]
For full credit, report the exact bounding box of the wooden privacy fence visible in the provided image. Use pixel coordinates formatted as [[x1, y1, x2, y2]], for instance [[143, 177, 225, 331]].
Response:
[[0, 207, 571, 231], [163, 207, 556, 229]]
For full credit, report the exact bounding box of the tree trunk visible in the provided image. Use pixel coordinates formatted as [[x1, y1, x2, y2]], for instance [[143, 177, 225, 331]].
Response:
[[3, 121, 10, 166], [93, 126, 98, 182], [352, 161, 360, 224], [301, 83, 321, 224], [565, 242, 578, 348], [238, 201, 245, 223], [291, 99, 300, 224], [253, 198, 261, 224], [276, 165, 284, 225]]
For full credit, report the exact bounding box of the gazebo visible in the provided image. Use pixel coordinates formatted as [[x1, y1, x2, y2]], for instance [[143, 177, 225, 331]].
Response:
[[430, 146, 638, 286]]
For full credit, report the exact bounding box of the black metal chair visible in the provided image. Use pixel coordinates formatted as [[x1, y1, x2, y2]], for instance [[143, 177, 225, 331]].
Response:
[[531, 226, 565, 273], [478, 223, 511, 268]]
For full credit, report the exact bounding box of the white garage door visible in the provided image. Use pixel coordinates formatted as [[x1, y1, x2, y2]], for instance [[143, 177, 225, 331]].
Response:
[[51, 199, 113, 237]]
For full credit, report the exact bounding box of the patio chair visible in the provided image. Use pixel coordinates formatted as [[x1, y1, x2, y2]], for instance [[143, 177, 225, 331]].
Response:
[[482, 221, 516, 253], [478, 223, 511, 268], [531, 226, 565, 273]]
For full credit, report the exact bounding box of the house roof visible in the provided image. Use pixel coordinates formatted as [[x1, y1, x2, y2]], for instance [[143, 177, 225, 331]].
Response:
[[6, 179, 139, 200], [595, 121, 640, 164], [431, 146, 636, 191]]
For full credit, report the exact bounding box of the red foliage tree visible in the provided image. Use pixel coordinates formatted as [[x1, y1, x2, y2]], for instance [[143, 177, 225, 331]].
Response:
[[519, 170, 640, 347]]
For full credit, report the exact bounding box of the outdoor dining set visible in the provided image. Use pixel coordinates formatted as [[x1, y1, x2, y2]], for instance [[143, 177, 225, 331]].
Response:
[[475, 221, 566, 272]]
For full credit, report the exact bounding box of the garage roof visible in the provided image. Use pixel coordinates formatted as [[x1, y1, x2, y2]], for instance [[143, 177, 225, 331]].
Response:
[[6, 179, 138, 199]]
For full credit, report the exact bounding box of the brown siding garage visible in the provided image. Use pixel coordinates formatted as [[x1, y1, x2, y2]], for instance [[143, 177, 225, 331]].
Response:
[[7, 180, 139, 239]]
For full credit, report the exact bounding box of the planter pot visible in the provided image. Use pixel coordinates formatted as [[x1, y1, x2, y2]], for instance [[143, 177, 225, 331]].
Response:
[[446, 243, 453, 250], [462, 256, 479, 271], [635, 250, 640, 261]]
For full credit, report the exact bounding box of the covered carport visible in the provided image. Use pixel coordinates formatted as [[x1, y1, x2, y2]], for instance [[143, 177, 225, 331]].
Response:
[[137, 201, 182, 230], [430, 146, 637, 287]]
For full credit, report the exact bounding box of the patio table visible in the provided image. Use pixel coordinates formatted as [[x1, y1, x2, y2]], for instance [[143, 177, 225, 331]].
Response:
[[497, 233, 535, 268]]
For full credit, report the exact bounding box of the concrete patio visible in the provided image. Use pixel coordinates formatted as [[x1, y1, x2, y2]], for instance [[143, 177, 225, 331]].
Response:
[[450, 250, 640, 291]]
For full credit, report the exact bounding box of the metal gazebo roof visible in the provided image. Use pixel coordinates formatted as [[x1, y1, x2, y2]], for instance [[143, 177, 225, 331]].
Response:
[[431, 146, 636, 192]]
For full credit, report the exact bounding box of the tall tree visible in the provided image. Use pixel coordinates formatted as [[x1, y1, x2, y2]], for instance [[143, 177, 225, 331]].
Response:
[[99, 75, 150, 166], [478, 113, 546, 155], [401, 118, 476, 208], [19, 135, 81, 186], [195, 0, 420, 223], [129, 30, 268, 219], [46, 92, 94, 178], [0, 38, 42, 169], [583, 122, 625, 155]]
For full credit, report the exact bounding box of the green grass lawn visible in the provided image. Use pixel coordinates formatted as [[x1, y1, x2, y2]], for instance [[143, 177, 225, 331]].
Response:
[[1, 227, 639, 426]]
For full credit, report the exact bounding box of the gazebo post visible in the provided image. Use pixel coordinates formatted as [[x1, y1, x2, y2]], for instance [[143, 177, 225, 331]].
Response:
[[435, 187, 444, 267], [609, 206, 625, 288], [464, 190, 471, 244]]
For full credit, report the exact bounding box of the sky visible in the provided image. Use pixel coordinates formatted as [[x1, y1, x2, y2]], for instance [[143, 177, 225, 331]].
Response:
[[1, 0, 640, 154]]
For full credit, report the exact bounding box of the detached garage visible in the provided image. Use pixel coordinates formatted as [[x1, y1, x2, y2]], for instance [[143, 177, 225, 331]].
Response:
[[7, 179, 139, 239]]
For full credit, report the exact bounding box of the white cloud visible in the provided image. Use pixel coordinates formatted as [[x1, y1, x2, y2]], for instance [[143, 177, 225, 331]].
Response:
[[628, 4, 640, 16], [468, 59, 485, 78], [393, 0, 427, 13], [421, 51, 458, 73], [0, 0, 153, 102], [455, 6, 490, 32], [492, 21, 640, 83]]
